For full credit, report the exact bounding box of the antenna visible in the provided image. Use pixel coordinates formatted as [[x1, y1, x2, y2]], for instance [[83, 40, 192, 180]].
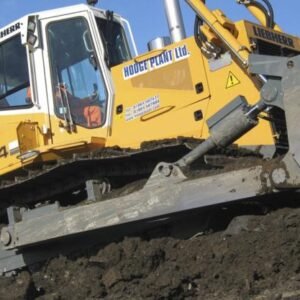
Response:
[[87, 0, 98, 6]]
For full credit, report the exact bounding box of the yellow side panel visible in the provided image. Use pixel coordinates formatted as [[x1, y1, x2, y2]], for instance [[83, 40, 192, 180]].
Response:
[[109, 38, 211, 148], [0, 113, 47, 175], [109, 37, 273, 148], [0, 111, 107, 176]]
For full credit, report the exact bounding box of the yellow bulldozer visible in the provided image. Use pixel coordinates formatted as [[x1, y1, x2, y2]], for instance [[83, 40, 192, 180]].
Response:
[[1, 0, 300, 274]]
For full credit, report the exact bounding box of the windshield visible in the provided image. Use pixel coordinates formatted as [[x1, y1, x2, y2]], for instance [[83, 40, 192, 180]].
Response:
[[96, 17, 132, 67], [0, 35, 31, 110]]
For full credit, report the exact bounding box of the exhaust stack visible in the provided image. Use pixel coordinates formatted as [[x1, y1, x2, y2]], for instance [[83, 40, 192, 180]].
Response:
[[164, 0, 186, 43]]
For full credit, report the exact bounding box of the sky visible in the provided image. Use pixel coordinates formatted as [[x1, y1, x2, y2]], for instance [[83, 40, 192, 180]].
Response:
[[0, 0, 300, 53]]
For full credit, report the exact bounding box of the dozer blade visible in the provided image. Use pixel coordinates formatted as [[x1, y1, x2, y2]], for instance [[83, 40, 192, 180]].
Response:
[[2, 165, 266, 250], [0, 162, 277, 275]]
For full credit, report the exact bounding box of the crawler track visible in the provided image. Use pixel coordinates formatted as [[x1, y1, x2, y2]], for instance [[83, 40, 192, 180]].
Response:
[[0, 140, 198, 209], [0, 138, 260, 209]]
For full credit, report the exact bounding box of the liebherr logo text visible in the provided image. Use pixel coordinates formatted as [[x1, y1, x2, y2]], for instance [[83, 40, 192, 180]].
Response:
[[123, 45, 190, 80], [0, 22, 21, 39], [253, 26, 295, 48]]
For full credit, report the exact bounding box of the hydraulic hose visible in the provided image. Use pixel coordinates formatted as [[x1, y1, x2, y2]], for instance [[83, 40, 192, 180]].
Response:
[[260, 0, 275, 28], [194, 0, 206, 48], [240, 0, 275, 29], [194, 15, 206, 48], [247, 0, 272, 28]]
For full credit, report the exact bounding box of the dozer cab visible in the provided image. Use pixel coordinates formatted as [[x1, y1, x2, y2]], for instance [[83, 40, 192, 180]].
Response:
[[1, 0, 300, 274]]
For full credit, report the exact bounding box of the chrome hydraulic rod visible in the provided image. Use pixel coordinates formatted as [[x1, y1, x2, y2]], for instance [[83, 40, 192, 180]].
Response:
[[176, 99, 266, 167]]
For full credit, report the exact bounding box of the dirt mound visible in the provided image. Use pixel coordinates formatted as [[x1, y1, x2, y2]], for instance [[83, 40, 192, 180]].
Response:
[[1, 205, 300, 300]]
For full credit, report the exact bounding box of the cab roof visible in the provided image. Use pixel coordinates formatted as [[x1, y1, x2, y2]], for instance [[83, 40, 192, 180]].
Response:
[[0, 4, 122, 43]]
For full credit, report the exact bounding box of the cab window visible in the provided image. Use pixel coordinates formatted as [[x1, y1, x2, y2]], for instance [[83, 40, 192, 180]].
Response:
[[96, 17, 132, 67], [0, 35, 32, 110]]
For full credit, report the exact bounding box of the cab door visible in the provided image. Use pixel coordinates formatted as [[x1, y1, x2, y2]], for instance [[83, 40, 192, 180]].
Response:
[[40, 12, 112, 150]]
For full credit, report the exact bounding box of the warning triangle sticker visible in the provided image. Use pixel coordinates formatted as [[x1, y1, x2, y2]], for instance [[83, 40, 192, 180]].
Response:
[[226, 72, 240, 89]]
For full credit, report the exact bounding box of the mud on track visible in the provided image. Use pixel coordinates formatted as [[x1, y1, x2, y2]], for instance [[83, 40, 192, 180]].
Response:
[[1, 198, 300, 300]]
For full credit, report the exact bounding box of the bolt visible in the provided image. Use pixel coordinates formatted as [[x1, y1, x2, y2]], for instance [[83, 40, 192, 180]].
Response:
[[261, 85, 278, 103], [0, 229, 11, 246], [271, 168, 287, 185], [159, 164, 173, 177], [287, 60, 294, 69]]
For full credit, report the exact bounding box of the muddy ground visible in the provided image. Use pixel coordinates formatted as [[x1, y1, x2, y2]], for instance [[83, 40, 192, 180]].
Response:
[[1, 198, 300, 300]]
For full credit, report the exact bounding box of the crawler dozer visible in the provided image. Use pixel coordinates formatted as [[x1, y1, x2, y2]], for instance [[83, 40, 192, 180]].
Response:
[[1, 0, 300, 274]]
